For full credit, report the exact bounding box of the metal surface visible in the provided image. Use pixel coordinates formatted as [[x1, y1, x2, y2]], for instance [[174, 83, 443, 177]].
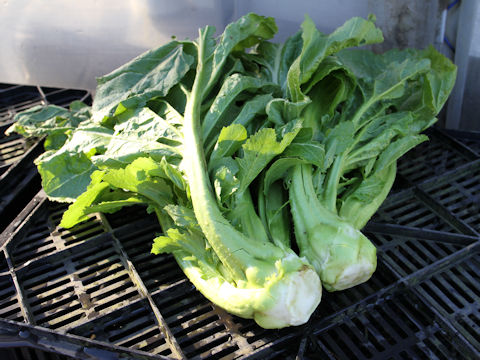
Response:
[[0, 85, 480, 359]]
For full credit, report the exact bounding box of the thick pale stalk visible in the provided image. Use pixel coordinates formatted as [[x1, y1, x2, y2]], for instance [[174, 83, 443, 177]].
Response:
[[178, 30, 322, 328], [290, 164, 377, 291]]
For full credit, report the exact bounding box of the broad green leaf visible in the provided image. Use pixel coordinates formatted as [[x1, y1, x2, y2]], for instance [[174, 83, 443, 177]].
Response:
[[303, 70, 355, 135], [266, 98, 309, 125], [100, 157, 174, 207], [339, 162, 397, 229], [325, 121, 356, 156], [420, 45, 457, 114], [260, 180, 291, 249], [35, 150, 97, 202], [212, 158, 240, 206], [302, 56, 354, 94], [92, 107, 181, 168], [152, 228, 200, 255], [232, 93, 274, 128], [164, 204, 200, 232], [60, 171, 109, 227], [160, 157, 186, 191], [356, 111, 414, 143], [337, 48, 431, 126], [151, 229, 213, 278], [346, 112, 416, 167], [203, 13, 278, 96], [287, 15, 383, 102], [397, 46, 457, 122], [60, 171, 147, 228], [93, 42, 194, 119], [249, 32, 303, 92]]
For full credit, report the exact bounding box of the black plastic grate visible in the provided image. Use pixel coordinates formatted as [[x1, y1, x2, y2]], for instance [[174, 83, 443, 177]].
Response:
[[371, 188, 461, 233], [397, 130, 475, 185], [0, 275, 22, 322], [5, 200, 107, 268], [444, 129, 480, 156], [0, 84, 480, 359], [71, 300, 173, 357], [15, 232, 144, 330], [311, 290, 467, 360], [114, 220, 186, 293], [420, 161, 480, 233], [370, 232, 462, 276]]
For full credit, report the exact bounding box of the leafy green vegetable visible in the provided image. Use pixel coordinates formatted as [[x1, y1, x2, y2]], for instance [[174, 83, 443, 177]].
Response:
[[261, 24, 456, 291], [6, 12, 456, 327]]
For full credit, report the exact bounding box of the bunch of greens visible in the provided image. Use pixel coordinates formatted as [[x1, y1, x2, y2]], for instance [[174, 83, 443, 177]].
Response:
[[6, 13, 456, 328]]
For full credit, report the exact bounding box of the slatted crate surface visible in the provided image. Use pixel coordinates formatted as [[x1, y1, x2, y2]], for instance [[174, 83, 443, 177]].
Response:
[[0, 84, 480, 359], [396, 129, 477, 185]]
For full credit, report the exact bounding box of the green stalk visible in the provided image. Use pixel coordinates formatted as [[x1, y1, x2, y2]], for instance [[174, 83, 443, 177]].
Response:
[[323, 154, 345, 213], [182, 28, 288, 283], [184, 30, 266, 281], [177, 28, 322, 328], [258, 178, 291, 250], [290, 163, 377, 291], [228, 189, 271, 245]]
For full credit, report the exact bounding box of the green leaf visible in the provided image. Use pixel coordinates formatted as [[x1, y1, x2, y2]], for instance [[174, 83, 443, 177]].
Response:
[[203, 13, 278, 97], [259, 178, 291, 249], [6, 104, 91, 149], [287, 15, 383, 102], [151, 234, 180, 255], [303, 70, 355, 135], [346, 112, 416, 168], [100, 157, 174, 207], [163, 204, 200, 232], [236, 124, 301, 192], [420, 45, 457, 115], [374, 135, 428, 173], [337, 48, 432, 127], [249, 32, 303, 92], [266, 98, 310, 125], [160, 157, 186, 191], [152, 228, 199, 255], [212, 158, 240, 205], [60, 171, 109, 227], [202, 74, 278, 148], [325, 121, 356, 157], [283, 141, 325, 168], [210, 124, 248, 164], [35, 150, 97, 202], [60, 171, 148, 228], [302, 56, 354, 95], [232, 93, 274, 127], [92, 107, 181, 168], [93, 42, 194, 119]]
